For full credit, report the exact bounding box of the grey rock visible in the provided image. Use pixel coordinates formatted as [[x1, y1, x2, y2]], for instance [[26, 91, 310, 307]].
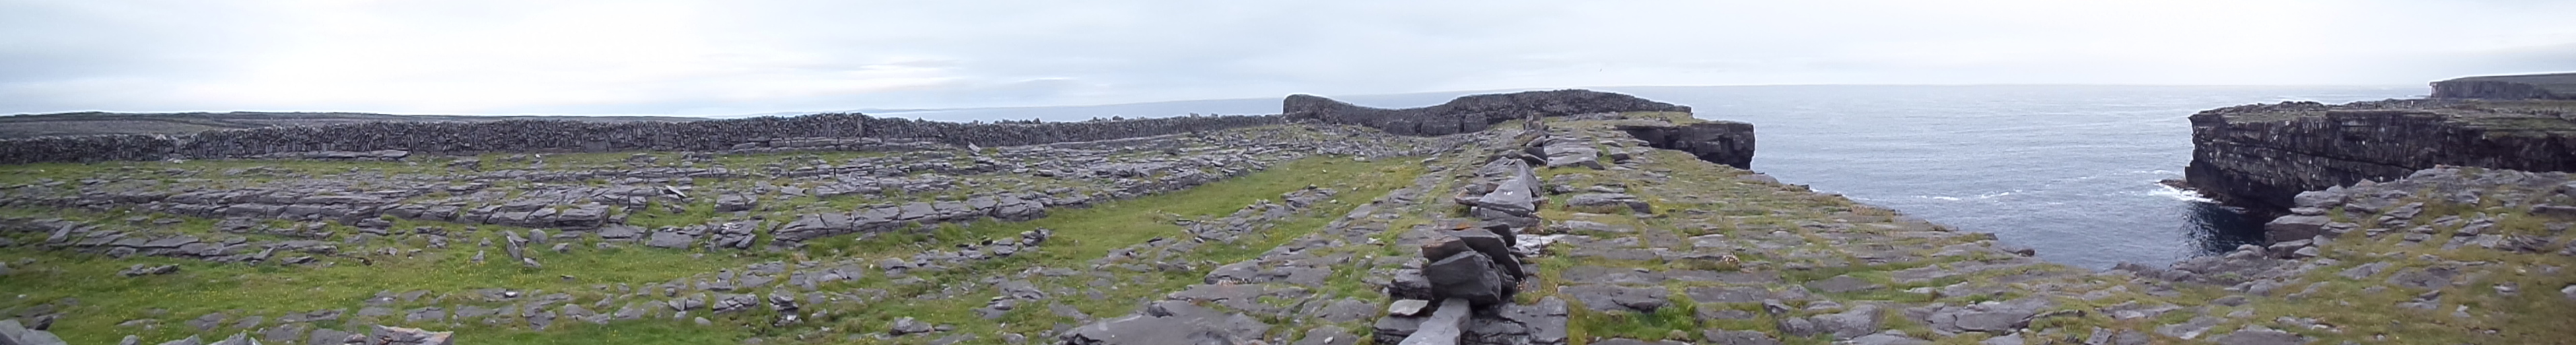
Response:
[[2157, 316, 2223, 340], [1805, 275, 1883, 293], [1404, 299, 1472, 345], [646, 230, 695, 249], [889, 317, 934, 336], [1386, 299, 1431, 317], [2211, 326, 2309, 345], [119, 264, 180, 277], [1562, 284, 1667, 313], [1847, 332, 1932, 345], [1980, 333, 2024, 345], [2336, 262, 2391, 280], [2263, 215, 2332, 243], [1702, 330, 1782, 345], [1565, 193, 1652, 214], [1811, 305, 1885, 340], [368, 325, 451, 345], [1061, 301, 1269, 345], [1292, 325, 1356, 345], [2384, 266, 2458, 290], [207, 332, 254, 345], [157, 336, 205, 345], [1422, 251, 1508, 306], [306, 328, 353, 345]]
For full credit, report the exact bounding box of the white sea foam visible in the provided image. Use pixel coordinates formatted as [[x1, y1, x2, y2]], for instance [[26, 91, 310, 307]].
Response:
[[2149, 184, 2216, 203]]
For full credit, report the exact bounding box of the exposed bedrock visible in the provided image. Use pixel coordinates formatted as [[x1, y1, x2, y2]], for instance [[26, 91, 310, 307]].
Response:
[[1615, 121, 1756, 170], [2184, 98, 2576, 215], [2431, 72, 2576, 100], [1281, 90, 1693, 135]]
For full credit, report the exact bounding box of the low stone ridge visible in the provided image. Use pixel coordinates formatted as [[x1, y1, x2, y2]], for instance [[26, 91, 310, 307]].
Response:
[[0, 111, 703, 139], [1282, 90, 1693, 135], [2184, 88, 2576, 214], [0, 113, 1286, 165], [2431, 72, 2576, 100]]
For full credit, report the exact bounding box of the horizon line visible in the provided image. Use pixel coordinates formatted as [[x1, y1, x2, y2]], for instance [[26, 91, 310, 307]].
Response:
[[4, 83, 2424, 118]]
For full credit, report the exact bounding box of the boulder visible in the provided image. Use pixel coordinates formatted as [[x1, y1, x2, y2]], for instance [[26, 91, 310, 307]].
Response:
[[1443, 229, 1522, 280], [713, 194, 757, 212], [1423, 251, 1508, 306], [1809, 305, 1885, 340], [2264, 215, 2331, 243]]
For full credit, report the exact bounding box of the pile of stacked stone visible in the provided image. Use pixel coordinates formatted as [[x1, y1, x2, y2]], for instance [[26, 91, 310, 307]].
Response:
[[1372, 150, 1552, 344]]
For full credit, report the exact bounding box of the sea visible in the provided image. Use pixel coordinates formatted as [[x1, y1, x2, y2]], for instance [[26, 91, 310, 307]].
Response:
[[870, 85, 2425, 269]]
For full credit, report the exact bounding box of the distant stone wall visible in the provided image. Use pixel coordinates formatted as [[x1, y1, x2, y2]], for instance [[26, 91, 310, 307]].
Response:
[[1282, 90, 1694, 135], [0, 113, 1287, 165]]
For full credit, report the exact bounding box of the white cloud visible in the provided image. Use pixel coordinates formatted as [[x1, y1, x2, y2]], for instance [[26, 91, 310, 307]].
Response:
[[0, 0, 2569, 115]]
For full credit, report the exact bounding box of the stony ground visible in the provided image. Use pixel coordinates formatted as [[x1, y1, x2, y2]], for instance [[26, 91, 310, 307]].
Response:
[[2, 113, 2573, 345]]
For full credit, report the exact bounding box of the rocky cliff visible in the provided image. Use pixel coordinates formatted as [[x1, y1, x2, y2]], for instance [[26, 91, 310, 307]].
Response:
[[1282, 90, 1751, 168], [1282, 90, 1692, 135], [2431, 72, 2576, 100], [2185, 98, 2576, 215], [1615, 121, 1756, 170]]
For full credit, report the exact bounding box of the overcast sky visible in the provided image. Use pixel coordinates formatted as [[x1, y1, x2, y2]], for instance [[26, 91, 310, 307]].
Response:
[[2, 0, 2571, 116]]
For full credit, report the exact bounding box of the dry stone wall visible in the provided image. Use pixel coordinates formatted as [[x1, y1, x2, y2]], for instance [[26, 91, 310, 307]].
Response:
[[0, 113, 1287, 165]]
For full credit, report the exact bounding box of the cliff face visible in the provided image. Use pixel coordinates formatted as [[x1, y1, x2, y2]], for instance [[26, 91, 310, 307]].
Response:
[[1282, 90, 1692, 135], [2431, 72, 2576, 100], [2185, 98, 2576, 214], [1615, 121, 1755, 170]]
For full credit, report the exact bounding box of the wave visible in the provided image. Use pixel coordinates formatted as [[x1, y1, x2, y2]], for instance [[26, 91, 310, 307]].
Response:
[[1916, 190, 2020, 201], [2148, 183, 2216, 203]]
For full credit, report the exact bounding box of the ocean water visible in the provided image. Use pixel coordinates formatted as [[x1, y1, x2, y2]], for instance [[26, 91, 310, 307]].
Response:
[[1608, 86, 2422, 269], [880, 85, 2425, 269]]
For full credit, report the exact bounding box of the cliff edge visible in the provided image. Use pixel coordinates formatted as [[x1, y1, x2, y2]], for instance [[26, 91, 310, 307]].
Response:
[[2185, 96, 2576, 219]]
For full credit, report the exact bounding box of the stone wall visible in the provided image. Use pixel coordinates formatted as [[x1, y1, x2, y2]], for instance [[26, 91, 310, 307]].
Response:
[[1282, 90, 1693, 135], [2184, 99, 2576, 214], [0, 113, 1286, 165]]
